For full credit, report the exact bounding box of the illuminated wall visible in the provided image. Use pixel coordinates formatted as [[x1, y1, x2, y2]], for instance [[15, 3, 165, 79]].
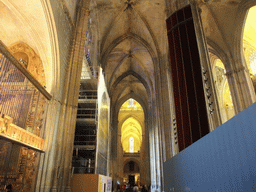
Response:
[[116, 98, 146, 186], [121, 117, 142, 153], [96, 68, 110, 176], [119, 99, 143, 153]]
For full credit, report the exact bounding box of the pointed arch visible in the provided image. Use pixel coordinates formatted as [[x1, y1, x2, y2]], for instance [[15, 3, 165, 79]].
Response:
[[115, 92, 148, 117], [101, 32, 157, 70], [9, 41, 46, 86], [234, 0, 256, 70], [207, 39, 231, 71], [108, 53, 153, 90], [109, 70, 152, 98], [120, 116, 143, 152], [119, 115, 143, 130]]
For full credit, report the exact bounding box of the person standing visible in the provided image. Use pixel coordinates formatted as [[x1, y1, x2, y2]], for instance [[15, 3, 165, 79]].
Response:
[[141, 185, 148, 192], [5, 184, 14, 192], [133, 185, 139, 192], [124, 184, 133, 192], [117, 184, 120, 192]]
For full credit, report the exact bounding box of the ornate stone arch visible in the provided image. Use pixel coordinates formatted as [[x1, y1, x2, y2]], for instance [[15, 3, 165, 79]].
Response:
[[114, 92, 148, 119], [9, 42, 46, 86], [207, 39, 231, 71]]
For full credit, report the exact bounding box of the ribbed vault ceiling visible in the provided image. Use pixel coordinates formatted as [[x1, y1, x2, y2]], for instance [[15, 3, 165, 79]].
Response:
[[105, 34, 153, 107], [94, 0, 163, 107]]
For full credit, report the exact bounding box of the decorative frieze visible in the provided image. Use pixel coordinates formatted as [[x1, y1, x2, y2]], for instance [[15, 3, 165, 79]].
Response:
[[0, 115, 44, 151]]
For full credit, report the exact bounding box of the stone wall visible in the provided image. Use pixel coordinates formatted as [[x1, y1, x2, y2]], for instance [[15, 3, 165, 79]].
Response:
[[48, 0, 74, 99], [35, 0, 77, 191]]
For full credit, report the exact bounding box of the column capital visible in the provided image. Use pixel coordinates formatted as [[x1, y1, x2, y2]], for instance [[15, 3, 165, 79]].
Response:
[[189, 0, 197, 6], [81, 7, 90, 14], [113, 119, 119, 123], [225, 66, 249, 77], [80, 0, 91, 11]]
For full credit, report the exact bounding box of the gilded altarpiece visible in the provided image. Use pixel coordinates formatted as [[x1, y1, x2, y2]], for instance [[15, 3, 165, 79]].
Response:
[[0, 141, 40, 192], [0, 45, 48, 191]]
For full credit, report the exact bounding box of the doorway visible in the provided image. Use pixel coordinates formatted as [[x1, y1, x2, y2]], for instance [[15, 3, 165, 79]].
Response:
[[128, 175, 135, 186]]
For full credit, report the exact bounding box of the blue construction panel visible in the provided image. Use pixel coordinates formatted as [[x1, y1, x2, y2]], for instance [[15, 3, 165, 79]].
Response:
[[164, 102, 256, 192]]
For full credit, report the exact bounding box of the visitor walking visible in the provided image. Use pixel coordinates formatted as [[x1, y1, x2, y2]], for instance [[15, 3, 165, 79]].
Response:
[[5, 184, 14, 192], [141, 185, 148, 192]]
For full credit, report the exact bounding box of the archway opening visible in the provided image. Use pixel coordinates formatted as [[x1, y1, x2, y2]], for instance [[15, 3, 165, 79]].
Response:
[[120, 98, 143, 153], [117, 98, 146, 187], [212, 58, 235, 123], [223, 81, 235, 121], [243, 5, 256, 93], [123, 161, 140, 186]]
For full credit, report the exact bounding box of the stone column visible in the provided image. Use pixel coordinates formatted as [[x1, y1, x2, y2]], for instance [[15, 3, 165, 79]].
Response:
[[190, 1, 222, 131], [61, 1, 91, 191], [50, 57, 74, 192], [147, 89, 161, 192], [107, 105, 111, 177], [147, 100, 157, 192], [111, 117, 119, 192], [163, 46, 180, 155], [35, 98, 62, 192], [50, 99, 69, 192], [47, 0, 91, 191], [154, 118, 162, 192], [61, 107, 78, 192], [142, 106, 151, 189], [156, 54, 172, 161], [226, 65, 256, 113], [37, 0, 91, 191]]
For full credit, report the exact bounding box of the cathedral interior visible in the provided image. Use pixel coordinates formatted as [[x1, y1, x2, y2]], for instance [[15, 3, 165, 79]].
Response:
[[0, 0, 256, 191]]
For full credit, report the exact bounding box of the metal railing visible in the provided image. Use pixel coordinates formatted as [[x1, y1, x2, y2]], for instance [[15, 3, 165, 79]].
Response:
[[0, 41, 51, 139], [80, 54, 98, 79], [78, 90, 97, 100], [85, 54, 98, 78], [72, 167, 95, 174], [123, 152, 140, 157], [74, 140, 96, 146], [72, 157, 95, 174], [76, 108, 96, 119]]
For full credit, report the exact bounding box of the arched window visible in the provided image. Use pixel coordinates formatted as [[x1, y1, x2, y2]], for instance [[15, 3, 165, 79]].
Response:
[[129, 137, 134, 153], [127, 98, 136, 107]]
